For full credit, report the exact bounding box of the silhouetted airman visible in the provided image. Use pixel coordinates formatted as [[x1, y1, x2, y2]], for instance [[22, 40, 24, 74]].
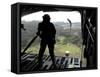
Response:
[[36, 14, 56, 69]]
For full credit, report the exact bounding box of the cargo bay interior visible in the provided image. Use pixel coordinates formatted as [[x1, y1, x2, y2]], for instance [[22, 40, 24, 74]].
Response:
[[20, 4, 97, 72]]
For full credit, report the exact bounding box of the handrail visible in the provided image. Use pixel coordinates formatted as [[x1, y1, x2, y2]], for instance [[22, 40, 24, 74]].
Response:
[[21, 35, 38, 55]]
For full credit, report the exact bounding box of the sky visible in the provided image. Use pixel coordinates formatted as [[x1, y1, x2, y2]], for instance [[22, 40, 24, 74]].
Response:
[[21, 11, 81, 23]]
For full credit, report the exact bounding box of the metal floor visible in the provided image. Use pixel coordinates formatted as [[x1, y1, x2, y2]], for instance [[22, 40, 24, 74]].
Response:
[[21, 53, 80, 72]]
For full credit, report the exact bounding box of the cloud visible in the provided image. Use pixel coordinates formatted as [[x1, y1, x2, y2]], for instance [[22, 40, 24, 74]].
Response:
[[21, 11, 81, 23]]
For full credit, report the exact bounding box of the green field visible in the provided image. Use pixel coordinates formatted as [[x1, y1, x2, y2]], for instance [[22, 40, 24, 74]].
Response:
[[23, 35, 82, 59]]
